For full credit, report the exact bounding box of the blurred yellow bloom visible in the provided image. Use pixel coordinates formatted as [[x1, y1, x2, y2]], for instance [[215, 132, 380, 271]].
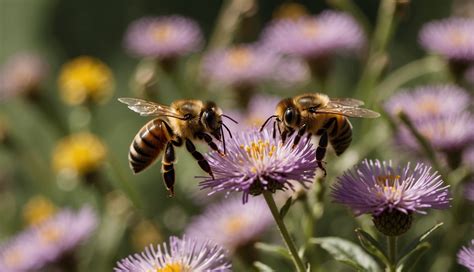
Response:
[[22, 195, 56, 226], [58, 56, 114, 105], [52, 132, 107, 176], [273, 3, 308, 20], [131, 220, 163, 251]]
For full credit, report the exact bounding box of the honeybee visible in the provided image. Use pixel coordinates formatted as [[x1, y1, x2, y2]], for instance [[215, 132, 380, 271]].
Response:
[[261, 93, 380, 175], [119, 98, 235, 196]]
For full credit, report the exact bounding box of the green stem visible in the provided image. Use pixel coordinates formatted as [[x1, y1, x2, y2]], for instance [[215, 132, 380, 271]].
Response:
[[262, 191, 306, 272], [387, 236, 397, 271]]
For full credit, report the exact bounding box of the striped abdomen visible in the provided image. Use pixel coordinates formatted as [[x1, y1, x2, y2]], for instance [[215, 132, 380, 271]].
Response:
[[328, 117, 352, 156], [129, 119, 169, 173]]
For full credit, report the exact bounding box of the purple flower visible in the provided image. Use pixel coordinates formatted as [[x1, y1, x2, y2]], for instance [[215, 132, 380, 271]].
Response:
[[0, 206, 97, 271], [114, 236, 231, 272], [272, 57, 310, 88], [201, 44, 280, 88], [331, 159, 450, 216], [0, 52, 48, 101], [199, 129, 317, 203], [384, 85, 471, 120], [124, 16, 203, 59], [419, 17, 474, 61], [261, 11, 365, 59], [457, 240, 474, 271], [185, 197, 273, 253]]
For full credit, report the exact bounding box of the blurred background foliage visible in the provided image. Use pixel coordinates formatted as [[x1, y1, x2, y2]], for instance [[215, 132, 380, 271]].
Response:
[[0, 0, 472, 271]]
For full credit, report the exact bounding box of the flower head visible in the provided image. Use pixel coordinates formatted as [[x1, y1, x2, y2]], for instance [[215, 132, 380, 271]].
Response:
[[52, 132, 107, 176], [261, 11, 365, 59], [332, 159, 450, 216], [384, 85, 471, 120], [22, 195, 57, 226], [419, 17, 474, 61], [58, 56, 114, 105], [186, 197, 272, 253], [124, 16, 203, 59], [199, 129, 317, 203], [457, 240, 474, 271], [202, 44, 280, 89], [114, 236, 231, 272], [0, 52, 48, 101]]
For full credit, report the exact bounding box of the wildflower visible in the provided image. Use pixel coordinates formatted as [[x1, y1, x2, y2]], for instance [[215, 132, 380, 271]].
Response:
[[199, 129, 317, 203], [0, 52, 48, 101], [384, 85, 471, 120], [261, 11, 365, 59], [457, 240, 474, 271], [186, 197, 272, 253], [201, 44, 280, 89], [419, 17, 474, 61], [124, 16, 203, 59], [272, 57, 310, 88], [22, 195, 56, 226], [0, 206, 97, 271], [332, 159, 450, 236], [114, 236, 231, 272], [58, 56, 114, 105], [52, 132, 107, 177]]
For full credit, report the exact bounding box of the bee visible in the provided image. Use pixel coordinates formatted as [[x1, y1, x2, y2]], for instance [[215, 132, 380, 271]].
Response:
[[119, 98, 235, 196], [261, 93, 380, 175]]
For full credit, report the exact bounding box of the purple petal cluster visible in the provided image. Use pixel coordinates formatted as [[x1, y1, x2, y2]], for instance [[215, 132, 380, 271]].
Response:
[[457, 240, 474, 271], [124, 16, 203, 59], [261, 11, 365, 59], [199, 129, 317, 203], [114, 236, 231, 272], [419, 17, 474, 61], [0, 206, 97, 271], [331, 159, 451, 216], [185, 197, 272, 253]]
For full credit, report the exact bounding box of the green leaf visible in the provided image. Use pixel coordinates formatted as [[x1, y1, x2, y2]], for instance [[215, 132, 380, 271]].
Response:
[[310, 237, 380, 272], [399, 222, 443, 260], [397, 242, 431, 272], [254, 261, 275, 272], [255, 242, 292, 261], [355, 229, 390, 267], [279, 196, 293, 218]]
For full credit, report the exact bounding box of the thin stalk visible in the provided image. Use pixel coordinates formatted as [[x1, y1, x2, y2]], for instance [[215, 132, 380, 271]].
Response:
[[263, 191, 306, 272], [387, 236, 397, 271]]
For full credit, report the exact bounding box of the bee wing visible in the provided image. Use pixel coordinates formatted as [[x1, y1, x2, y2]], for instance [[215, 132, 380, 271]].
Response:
[[118, 97, 184, 118], [314, 106, 381, 118], [328, 98, 365, 107]]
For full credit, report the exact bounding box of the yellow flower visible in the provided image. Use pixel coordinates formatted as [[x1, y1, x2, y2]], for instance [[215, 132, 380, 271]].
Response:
[[58, 56, 114, 105], [52, 132, 107, 176], [273, 3, 308, 20], [22, 195, 56, 226]]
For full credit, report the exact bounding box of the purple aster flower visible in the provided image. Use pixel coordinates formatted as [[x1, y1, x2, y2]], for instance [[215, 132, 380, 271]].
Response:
[[419, 17, 474, 61], [457, 240, 474, 271], [261, 11, 365, 59], [199, 129, 317, 203], [114, 236, 231, 272], [332, 159, 450, 236], [272, 57, 310, 88], [384, 85, 471, 120], [185, 197, 273, 253], [201, 44, 280, 89], [0, 52, 48, 101], [0, 206, 97, 271], [124, 16, 203, 59]]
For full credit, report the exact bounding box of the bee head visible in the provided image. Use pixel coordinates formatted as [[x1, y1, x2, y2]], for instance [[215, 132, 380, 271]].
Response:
[[276, 98, 300, 129], [201, 102, 222, 140]]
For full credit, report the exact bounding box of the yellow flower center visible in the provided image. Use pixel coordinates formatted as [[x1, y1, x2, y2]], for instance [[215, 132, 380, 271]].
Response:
[[224, 216, 247, 235], [418, 98, 441, 115], [376, 175, 402, 198], [449, 30, 468, 46], [227, 47, 253, 69], [300, 20, 320, 38], [156, 263, 184, 272], [152, 24, 173, 42], [39, 226, 63, 244], [22, 196, 56, 226], [2, 249, 23, 269], [240, 140, 277, 173]]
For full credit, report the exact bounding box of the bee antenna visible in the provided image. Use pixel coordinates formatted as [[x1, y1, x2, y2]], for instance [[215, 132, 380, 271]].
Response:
[[221, 126, 227, 154], [222, 122, 233, 139], [222, 114, 238, 124], [260, 115, 278, 132]]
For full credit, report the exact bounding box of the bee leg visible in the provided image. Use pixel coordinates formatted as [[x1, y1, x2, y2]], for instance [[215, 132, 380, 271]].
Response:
[[292, 124, 307, 148], [185, 138, 214, 179], [315, 117, 337, 176], [162, 142, 176, 197], [196, 132, 223, 155], [281, 129, 293, 144]]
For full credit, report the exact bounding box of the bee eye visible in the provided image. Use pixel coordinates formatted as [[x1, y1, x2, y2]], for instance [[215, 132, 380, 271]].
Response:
[[203, 110, 218, 130], [284, 108, 297, 126]]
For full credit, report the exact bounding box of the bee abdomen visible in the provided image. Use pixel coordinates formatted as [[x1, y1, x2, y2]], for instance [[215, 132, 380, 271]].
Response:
[[129, 119, 169, 173], [330, 118, 352, 156]]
